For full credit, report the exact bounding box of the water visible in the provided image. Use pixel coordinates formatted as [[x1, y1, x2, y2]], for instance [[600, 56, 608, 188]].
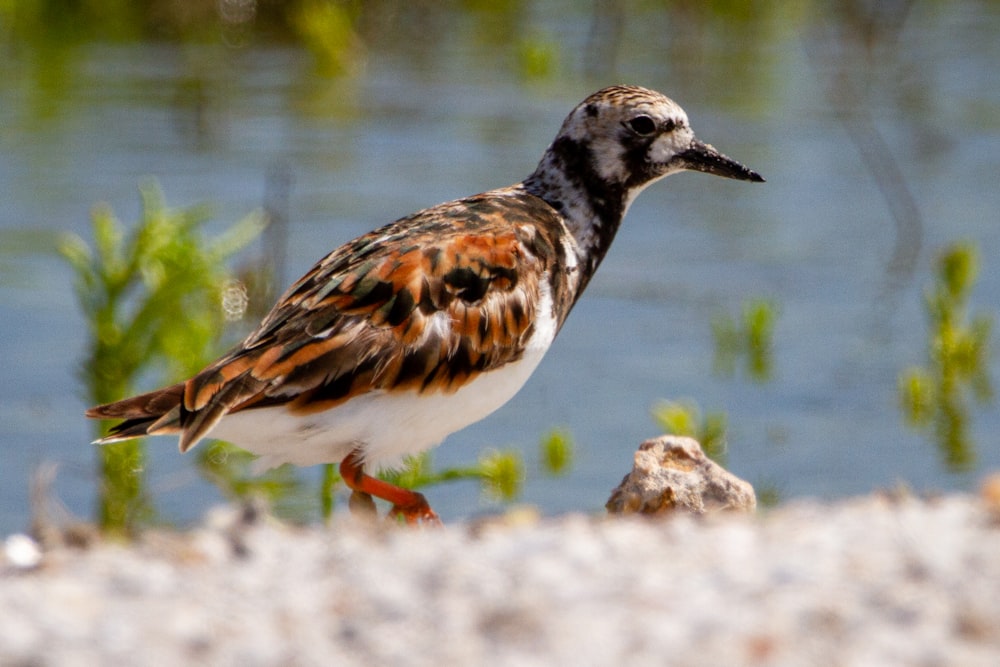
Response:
[[2, 3, 998, 532]]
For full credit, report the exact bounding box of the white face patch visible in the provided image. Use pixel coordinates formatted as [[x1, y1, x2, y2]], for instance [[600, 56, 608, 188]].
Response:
[[648, 123, 695, 166]]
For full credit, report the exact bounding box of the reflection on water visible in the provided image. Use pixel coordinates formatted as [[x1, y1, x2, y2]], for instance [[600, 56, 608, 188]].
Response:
[[1, 2, 999, 532], [805, 0, 925, 301]]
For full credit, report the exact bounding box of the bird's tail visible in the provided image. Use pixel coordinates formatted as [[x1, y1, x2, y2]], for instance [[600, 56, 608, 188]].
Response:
[[86, 383, 185, 445]]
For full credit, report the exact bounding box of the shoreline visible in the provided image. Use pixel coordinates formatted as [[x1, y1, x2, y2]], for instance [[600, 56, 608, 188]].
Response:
[[4, 491, 1000, 665]]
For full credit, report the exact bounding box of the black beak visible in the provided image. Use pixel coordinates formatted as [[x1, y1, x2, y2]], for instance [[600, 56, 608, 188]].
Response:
[[676, 140, 764, 183]]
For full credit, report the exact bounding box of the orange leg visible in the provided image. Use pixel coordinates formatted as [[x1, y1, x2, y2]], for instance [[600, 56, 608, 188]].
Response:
[[339, 450, 441, 525]]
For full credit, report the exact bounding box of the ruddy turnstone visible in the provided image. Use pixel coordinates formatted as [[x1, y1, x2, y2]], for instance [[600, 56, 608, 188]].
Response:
[[87, 85, 763, 523]]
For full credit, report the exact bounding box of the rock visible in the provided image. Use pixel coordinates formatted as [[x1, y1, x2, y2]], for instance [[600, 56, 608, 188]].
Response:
[[606, 435, 756, 515], [979, 472, 1000, 522]]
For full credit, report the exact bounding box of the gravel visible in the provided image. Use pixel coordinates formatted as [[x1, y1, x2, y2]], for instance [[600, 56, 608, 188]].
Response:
[[3, 493, 1000, 666]]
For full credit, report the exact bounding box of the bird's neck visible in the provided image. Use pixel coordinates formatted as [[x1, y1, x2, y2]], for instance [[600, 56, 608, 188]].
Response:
[[522, 136, 631, 296]]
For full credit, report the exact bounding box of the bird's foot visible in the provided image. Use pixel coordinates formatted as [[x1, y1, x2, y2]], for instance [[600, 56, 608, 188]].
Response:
[[340, 450, 441, 526], [388, 492, 442, 526]]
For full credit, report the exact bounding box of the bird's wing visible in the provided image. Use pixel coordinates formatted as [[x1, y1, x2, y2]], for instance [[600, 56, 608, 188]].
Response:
[[88, 190, 566, 452]]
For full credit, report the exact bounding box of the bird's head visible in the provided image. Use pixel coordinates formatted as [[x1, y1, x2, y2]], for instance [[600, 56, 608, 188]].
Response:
[[552, 85, 764, 206]]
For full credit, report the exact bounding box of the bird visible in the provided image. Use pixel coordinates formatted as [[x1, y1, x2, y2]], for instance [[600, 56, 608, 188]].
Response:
[[87, 85, 764, 524]]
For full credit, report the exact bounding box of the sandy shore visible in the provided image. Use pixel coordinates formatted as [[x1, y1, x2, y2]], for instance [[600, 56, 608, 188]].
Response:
[[3, 493, 1000, 666]]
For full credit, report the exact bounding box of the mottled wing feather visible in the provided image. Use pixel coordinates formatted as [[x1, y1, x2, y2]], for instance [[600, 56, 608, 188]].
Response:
[[90, 190, 569, 452], [189, 193, 557, 424]]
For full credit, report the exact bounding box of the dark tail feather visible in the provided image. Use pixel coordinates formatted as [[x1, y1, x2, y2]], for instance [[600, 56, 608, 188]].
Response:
[[87, 382, 186, 445], [87, 374, 265, 451], [92, 416, 182, 445], [86, 382, 186, 420]]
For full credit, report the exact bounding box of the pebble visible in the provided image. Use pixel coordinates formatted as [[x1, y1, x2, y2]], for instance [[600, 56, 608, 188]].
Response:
[[2, 494, 1000, 666]]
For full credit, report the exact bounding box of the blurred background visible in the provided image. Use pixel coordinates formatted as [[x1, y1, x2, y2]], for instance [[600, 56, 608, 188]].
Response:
[[1, 0, 998, 533]]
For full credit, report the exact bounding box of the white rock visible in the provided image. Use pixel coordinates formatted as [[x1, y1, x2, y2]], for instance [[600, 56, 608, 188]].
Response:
[[3, 534, 42, 570]]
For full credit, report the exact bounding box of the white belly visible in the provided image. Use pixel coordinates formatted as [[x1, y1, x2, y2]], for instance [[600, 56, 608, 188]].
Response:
[[211, 347, 546, 471], [210, 284, 559, 472]]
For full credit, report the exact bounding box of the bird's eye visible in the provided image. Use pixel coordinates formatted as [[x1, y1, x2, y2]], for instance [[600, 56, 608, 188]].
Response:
[[626, 115, 657, 136]]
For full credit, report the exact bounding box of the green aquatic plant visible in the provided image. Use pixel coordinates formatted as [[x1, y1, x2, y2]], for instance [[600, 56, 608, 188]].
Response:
[[651, 399, 728, 464], [199, 441, 318, 520], [478, 449, 525, 502], [61, 180, 267, 534], [540, 427, 575, 477], [378, 448, 525, 505], [517, 34, 559, 80], [712, 297, 778, 381], [754, 482, 782, 509], [898, 242, 994, 471], [291, 0, 364, 77]]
